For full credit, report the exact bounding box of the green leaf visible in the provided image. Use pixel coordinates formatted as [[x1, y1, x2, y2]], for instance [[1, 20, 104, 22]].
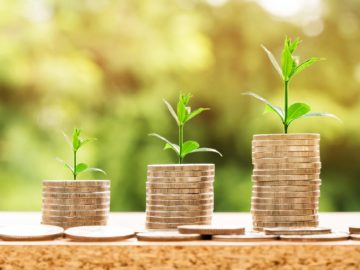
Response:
[[288, 37, 301, 53], [149, 133, 180, 155], [180, 140, 199, 158], [80, 138, 96, 148], [75, 163, 88, 175], [243, 92, 284, 121], [286, 103, 311, 125], [299, 112, 342, 122], [189, 147, 223, 157], [186, 107, 209, 122], [177, 95, 188, 124], [281, 38, 294, 81], [56, 157, 74, 174], [261, 45, 283, 79], [72, 128, 81, 151], [83, 167, 107, 175], [293, 57, 323, 77], [163, 99, 179, 126]]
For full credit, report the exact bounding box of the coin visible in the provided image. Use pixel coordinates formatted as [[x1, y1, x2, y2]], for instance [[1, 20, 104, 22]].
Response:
[[146, 192, 213, 201], [253, 151, 320, 159], [147, 210, 213, 217], [147, 171, 214, 177], [254, 162, 321, 170], [253, 134, 320, 140], [42, 215, 108, 222], [252, 157, 321, 164], [64, 226, 135, 241], [0, 225, 64, 241], [253, 140, 319, 146], [137, 231, 202, 241], [349, 226, 360, 234], [42, 203, 110, 211], [178, 225, 245, 235], [146, 187, 213, 194], [212, 232, 278, 242], [146, 199, 213, 206], [253, 168, 321, 175], [280, 232, 349, 242], [42, 220, 107, 228], [43, 186, 110, 193], [350, 234, 360, 240], [253, 215, 318, 222], [148, 164, 214, 171], [43, 180, 110, 187], [146, 216, 212, 223], [146, 204, 213, 212], [252, 145, 319, 152], [252, 174, 320, 181], [251, 191, 320, 198], [252, 185, 320, 193], [253, 221, 319, 228], [146, 181, 213, 189], [251, 203, 318, 210], [252, 197, 318, 204], [42, 191, 110, 199], [147, 176, 214, 183], [252, 180, 321, 186], [146, 221, 209, 229], [251, 209, 317, 216], [42, 209, 109, 217], [264, 227, 331, 235], [43, 198, 110, 205]]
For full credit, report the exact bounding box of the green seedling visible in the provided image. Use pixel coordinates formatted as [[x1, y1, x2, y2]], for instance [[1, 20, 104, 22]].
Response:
[[150, 94, 222, 164], [57, 128, 106, 180], [244, 37, 339, 133]]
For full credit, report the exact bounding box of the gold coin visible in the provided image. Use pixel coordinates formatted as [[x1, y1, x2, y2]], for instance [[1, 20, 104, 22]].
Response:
[[146, 187, 213, 194], [253, 221, 319, 228], [264, 227, 331, 235], [146, 199, 213, 206], [350, 234, 360, 240], [252, 180, 321, 186], [147, 176, 214, 183], [178, 225, 245, 235], [252, 174, 320, 181], [42, 186, 110, 193], [148, 164, 214, 171], [253, 139, 319, 146], [251, 203, 318, 210], [42, 220, 107, 229], [146, 216, 212, 223], [349, 226, 360, 234], [42, 209, 109, 217], [0, 225, 64, 241], [212, 232, 278, 242], [146, 181, 213, 189], [146, 221, 209, 230], [43, 180, 110, 187], [251, 209, 317, 216], [253, 134, 320, 140], [253, 168, 321, 175], [252, 185, 320, 192], [64, 226, 135, 242], [147, 210, 212, 217], [252, 215, 318, 222], [147, 170, 214, 177], [42, 191, 110, 199], [146, 204, 213, 212], [137, 231, 202, 241], [252, 197, 319, 204], [254, 162, 321, 170], [42, 203, 110, 211], [147, 193, 213, 201], [42, 197, 110, 205], [252, 145, 319, 153], [42, 215, 108, 222], [280, 232, 349, 242], [253, 151, 320, 159], [251, 191, 320, 198], [252, 157, 321, 164]]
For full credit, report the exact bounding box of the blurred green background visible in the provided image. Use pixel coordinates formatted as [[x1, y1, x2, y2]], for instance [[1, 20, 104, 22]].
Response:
[[0, 0, 358, 212]]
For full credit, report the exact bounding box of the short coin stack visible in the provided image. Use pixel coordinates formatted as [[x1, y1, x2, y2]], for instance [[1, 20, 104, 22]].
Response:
[[251, 134, 321, 231], [42, 180, 110, 229], [146, 164, 215, 229]]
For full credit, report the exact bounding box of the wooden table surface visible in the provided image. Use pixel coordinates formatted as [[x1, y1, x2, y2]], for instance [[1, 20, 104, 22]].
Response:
[[0, 212, 360, 269]]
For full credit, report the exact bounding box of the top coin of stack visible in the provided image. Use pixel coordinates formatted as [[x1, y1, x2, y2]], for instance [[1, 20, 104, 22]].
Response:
[[251, 134, 321, 231], [42, 180, 110, 229], [146, 164, 215, 230]]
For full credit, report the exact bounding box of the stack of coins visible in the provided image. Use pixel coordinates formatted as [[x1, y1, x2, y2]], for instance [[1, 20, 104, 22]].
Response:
[[42, 180, 110, 229], [251, 134, 321, 231], [146, 164, 214, 229]]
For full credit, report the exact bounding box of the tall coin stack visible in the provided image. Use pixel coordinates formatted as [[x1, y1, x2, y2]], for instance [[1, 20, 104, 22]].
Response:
[[42, 180, 110, 229], [251, 134, 321, 231], [146, 164, 215, 229]]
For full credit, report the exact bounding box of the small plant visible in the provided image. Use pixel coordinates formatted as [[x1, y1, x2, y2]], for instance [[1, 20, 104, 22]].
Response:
[[244, 37, 339, 133], [150, 94, 222, 164], [57, 128, 106, 180]]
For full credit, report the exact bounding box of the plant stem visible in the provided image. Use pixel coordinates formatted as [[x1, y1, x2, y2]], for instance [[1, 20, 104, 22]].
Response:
[[284, 80, 289, 134], [73, 150, 77, 180], [178, 124, 184, 164]]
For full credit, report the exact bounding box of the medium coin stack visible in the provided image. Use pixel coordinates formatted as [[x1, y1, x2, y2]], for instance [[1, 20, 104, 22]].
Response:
[[251, 134, 321, 231], [42, 180, 110, 229], [146, 164, 215, 229]]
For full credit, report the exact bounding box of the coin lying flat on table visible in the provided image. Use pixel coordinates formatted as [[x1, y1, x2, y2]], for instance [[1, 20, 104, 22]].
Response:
[[178, 225, 245, 235], [146, 221, 208, 229], [64, 226, 135, 242], [280, 232, 349, 242], [349, 226, 360, 234], [253, 221, 318, 228], [137, 231, 202, 241], [146, 216, 212, 223], [350, 234, 360, 240], [212, 232, 278, 242], [253, 134, 320, 140], [148, 210, 213, 217], [42, 220, 107, 228], [264, 227, 331, 236], [0, 225, 64, 241]]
